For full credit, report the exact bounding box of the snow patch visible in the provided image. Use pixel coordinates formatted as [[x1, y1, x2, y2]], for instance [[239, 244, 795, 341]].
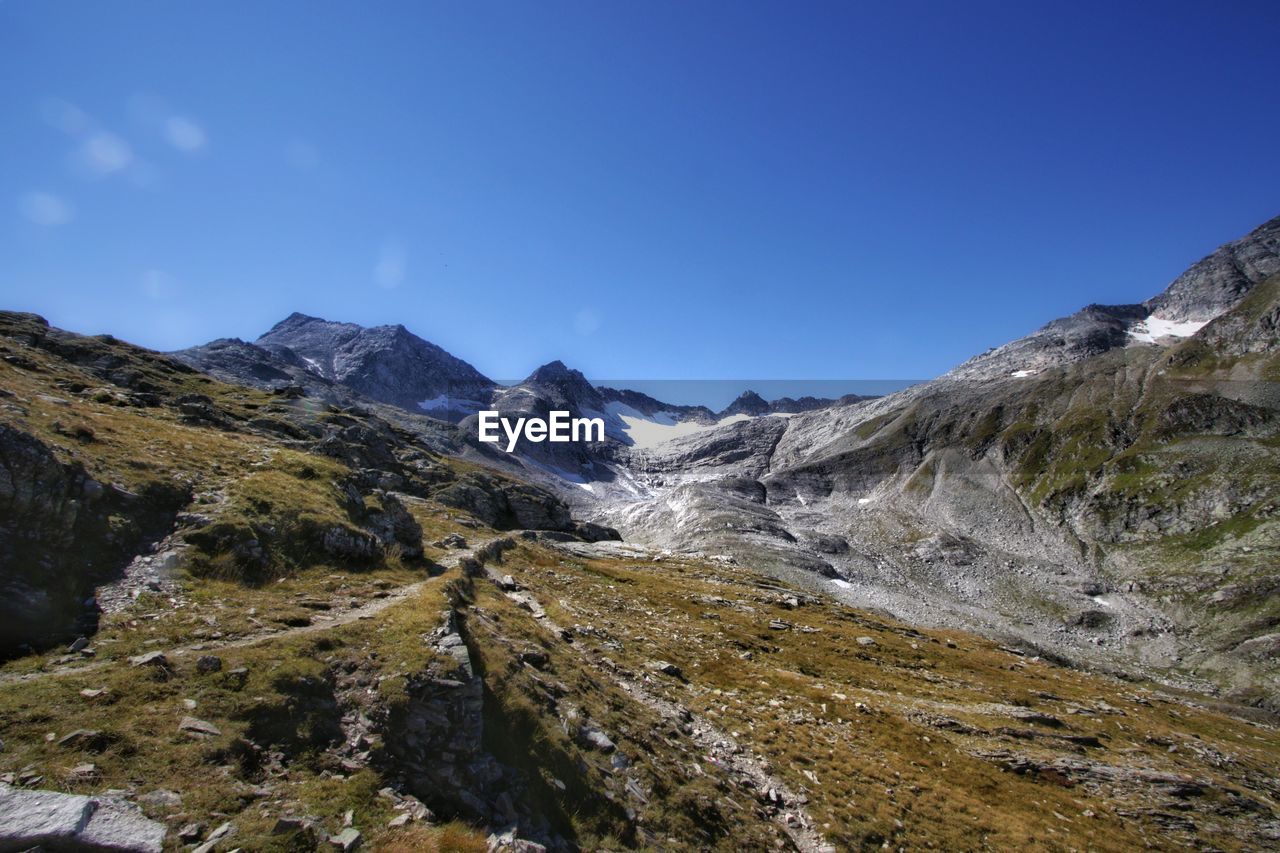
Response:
[[1010, 369, 1037, 378], [603, 401, 752, 449], [857, 497, 873, 506], [418, 394, 484, 415], [1128, 315, 1209, 344], [300, 355, 324, 376], [522, 457, 598, 492], [830, 578, 853, 589], [418, 394, 452, 411]]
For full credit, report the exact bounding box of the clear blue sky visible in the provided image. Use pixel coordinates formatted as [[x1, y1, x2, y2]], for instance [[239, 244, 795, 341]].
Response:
[[2, 1, 1278, 381]]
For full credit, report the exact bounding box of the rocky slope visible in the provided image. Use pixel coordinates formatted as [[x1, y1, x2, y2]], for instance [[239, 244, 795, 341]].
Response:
[[576, 215, 1280, 712], [0, 312, 582, 658]]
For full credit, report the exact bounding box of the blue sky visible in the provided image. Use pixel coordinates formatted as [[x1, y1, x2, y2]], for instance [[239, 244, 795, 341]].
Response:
[[2, 1, 1278, 382]]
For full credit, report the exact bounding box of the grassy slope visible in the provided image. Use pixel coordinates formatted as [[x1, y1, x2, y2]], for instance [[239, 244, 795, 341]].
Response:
[[491, 543, 1280, 851]]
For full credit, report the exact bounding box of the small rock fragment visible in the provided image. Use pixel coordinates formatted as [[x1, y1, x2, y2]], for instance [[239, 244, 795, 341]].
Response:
[[129, 651, 169, 668], [646, 660, 684, 678], [178, 716, 222, 738], [66, 763, 99, 783], [329, 827, 362, 851], [177, 822, 205, 842]]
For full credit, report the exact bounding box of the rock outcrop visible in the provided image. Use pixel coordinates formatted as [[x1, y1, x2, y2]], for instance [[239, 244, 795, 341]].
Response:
[[0, 423, 185, 655]]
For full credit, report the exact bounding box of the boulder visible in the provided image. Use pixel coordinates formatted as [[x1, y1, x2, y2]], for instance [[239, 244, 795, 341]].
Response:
[[329, 827, 362, 851], [129, 651, 169, 668], [363, 491, 424, 559], [178, 716, 222, 738], [195, 655, 223, 674], [321, 525, 381, 561], [57, 729, 112, 751], [0, 782, 166, 852], [572, 521, 622, 543], [0, 783, 93, 849], [578, 725, 616, 753], [176, 822, 204, 843], [645, 660, 684, 678], [433, 472, 573, 532], [1067, 609, 1112, 629]]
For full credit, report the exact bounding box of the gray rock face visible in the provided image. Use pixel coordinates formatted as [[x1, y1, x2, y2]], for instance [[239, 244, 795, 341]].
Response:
[[626, 415, 788, 477], [0, 420, 186, 655], [256, 313, 494, 413], [0, 423, 93, 651], [1145, 214, 1280, 321], [385, 612, 504, 823], [170, 337, 362, 406], [432, 472, 573, 532]]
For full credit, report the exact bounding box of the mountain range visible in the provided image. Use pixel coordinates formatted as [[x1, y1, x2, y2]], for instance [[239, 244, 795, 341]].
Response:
[[0, 213, 1277, 850], [171, 213, 1280, 706]]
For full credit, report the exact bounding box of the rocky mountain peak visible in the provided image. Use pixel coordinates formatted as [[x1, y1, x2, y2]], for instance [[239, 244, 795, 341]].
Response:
[[946, 212, 1280, 380], [181, 313, 497, 414], [525, 359, 578, 383], [520, 360, 603, 410], [720, 390, 771, 417], [1145, 213, 1280, 321]]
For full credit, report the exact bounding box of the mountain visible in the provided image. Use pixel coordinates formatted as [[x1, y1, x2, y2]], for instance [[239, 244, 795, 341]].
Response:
[[597, 387, 715, 422], [178, 319, 853, 449], [175, 313, 496, 418], [719, 390, 868, 418], [574, 214, 1280, 709], [255, 312, 496, 413], [719, 390, 772, 417], [164, 214, 1280, 707], [456, 363, 862, 486], [4, 310, 1280, 851], [947, 214, 1280, 381], [499, 360, 607, 415]]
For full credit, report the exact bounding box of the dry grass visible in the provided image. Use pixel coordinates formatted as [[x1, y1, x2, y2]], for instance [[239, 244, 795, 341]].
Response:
[[494, 542, 1280, 851]]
